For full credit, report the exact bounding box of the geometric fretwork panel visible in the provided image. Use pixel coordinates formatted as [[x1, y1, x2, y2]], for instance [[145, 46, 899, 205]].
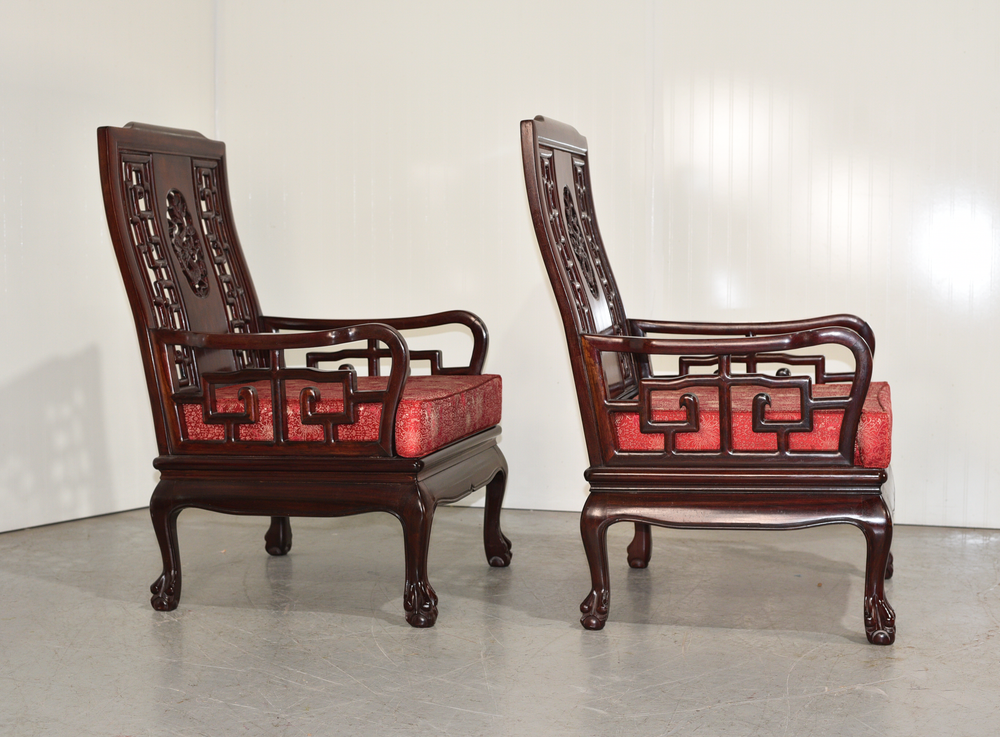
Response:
[[539, 148, 595, 333], [572, 157, 635, 390], [194, 160, 259, 369], [120, 153, 196, 387]]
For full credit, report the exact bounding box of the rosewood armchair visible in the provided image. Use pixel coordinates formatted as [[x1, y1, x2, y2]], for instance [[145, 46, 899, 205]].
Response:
[[521, 116, 894, 644], [99, 123, 510, 627]]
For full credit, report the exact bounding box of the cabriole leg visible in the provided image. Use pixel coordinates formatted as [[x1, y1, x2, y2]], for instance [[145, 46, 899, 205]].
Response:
[[149, 482, 183, 611], [861, 500, 895, 645], [399, 493, 439, 628], [580, 495, 612, 630], [483, 469, 512, 567], [265, 516, 293, 556], [627, 522, 652, 569], [885, 551, 894, 579]]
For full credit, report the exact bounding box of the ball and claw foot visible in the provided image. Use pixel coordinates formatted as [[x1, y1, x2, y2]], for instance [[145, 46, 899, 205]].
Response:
[[580, 589, 610, 630], [486, 532, 513, 568], [404, 581, 439, 628], [864, 595, 896, 645], [150, 571, 180, 611]]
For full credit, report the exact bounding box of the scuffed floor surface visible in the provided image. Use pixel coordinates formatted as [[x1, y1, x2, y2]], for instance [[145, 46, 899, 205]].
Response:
[[1, 506, 998, 736]]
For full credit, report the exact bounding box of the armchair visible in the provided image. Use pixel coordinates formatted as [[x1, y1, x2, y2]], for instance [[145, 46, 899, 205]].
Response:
[[99, 123, 510, 627], [521, 116, 894, 644]]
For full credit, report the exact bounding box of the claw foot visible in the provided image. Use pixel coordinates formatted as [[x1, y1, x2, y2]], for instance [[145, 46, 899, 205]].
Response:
[[486, 532, 513, 567], [150, 571, 180, 611], [864, 595, 896, 645], [403, 581, 439, 628], [580, 588, 610, 630]]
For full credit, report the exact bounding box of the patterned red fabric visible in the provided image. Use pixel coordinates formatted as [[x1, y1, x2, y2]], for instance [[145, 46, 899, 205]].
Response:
[[181, 374, 502, 458], [612, 381, 891, 468]]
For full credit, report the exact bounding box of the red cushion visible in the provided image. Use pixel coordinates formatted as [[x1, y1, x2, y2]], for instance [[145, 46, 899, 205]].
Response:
[[613, 381, 891, 467], [181, 374, 502, 458]]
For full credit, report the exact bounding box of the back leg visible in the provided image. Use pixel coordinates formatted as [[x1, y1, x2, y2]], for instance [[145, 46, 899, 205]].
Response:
[[626, 522, 652, 568], [483, 469, 512, 567], [265, 516, 293, 556]]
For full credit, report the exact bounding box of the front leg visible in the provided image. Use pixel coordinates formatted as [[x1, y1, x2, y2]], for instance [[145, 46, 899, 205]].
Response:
[[399, 491, 439, 627], [149, 482, 184, 611], [483, 469, 512, 567], [861, 500, 895, 645], [580, 494, 612, 630]]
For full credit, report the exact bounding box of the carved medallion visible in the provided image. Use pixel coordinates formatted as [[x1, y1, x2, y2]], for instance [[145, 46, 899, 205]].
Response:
[[165, 189, 210, 297], [563, 186, 599, 297]]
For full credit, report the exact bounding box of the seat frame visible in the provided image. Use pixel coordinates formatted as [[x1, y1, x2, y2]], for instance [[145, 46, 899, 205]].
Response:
[[521, 116, 894, 644], [100, 123, 510, 627]]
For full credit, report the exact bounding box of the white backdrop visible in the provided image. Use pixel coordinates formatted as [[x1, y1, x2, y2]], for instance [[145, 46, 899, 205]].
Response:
[[1, 0, 998, 532], [0, 1, 215, 532]]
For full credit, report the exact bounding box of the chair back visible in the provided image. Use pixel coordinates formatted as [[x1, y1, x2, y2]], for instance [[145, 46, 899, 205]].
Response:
[[521, 117, 639, 443], [99, 123, 265, 453]]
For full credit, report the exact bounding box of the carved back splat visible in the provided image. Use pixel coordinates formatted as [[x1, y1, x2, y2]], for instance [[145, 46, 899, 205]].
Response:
[[100, 123, 265, 451], [521, 117, 637, 459]]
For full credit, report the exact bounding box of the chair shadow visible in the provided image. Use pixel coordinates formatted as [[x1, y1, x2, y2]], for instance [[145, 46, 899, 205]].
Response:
[[0, 344, 115, 532], [486, 515, 874, 644]]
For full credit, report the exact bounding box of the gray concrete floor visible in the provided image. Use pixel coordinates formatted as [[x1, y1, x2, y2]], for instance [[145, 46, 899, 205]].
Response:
[[1, 505, 998, 736]]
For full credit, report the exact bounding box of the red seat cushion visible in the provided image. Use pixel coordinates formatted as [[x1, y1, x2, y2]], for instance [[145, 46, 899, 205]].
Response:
[[613, 381, 891, 468], [181, 374, 502, 458]]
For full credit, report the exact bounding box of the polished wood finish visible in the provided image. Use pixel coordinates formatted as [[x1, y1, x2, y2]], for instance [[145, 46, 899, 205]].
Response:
[[100, 123, 509, 627], [521, 116, 893, 644]]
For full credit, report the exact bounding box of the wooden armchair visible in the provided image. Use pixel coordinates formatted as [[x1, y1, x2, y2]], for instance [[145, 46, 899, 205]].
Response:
[[99, 123, 510, 627], [521, 116, 894, 644]]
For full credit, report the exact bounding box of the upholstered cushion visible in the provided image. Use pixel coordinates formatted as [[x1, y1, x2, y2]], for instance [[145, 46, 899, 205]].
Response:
[[613, 381, 891, 468], [181, 374, 501, 458]]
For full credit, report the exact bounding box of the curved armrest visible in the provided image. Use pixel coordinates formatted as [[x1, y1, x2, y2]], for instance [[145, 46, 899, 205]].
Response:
[[260, 310, 488, 374], [152, 324, 409, 454], [580, 327, 873, 465], [629, 314, 876, 355], [155, 323, 407, 354]]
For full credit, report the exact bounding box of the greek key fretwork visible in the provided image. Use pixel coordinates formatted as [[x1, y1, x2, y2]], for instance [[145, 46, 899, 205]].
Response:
[[539, 149, 594, 332], [165, 189, 210, 298], [172, 347, 196, 388], [639, 381, 706, 454], [632, 367, 855, 460], [201, 382, 260, 443]]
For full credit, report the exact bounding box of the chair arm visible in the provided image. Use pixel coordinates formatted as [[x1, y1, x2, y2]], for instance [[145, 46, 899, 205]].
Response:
[[260, 310, 488, 374], [580, 327, 873, 465], [151, 324, 409, 454], [155, 323, 407, 354], [629, 314, 876, 355]]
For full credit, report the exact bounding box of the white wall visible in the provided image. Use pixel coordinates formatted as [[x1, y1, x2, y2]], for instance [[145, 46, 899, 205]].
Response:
[[0, 1, 215, 532], [2, 0, 998, 532]]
